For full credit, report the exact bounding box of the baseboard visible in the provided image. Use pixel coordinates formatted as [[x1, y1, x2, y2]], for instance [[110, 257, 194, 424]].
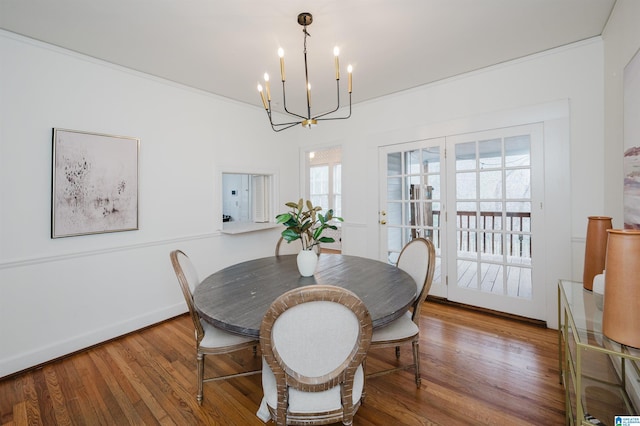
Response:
[[426, 295, 548, 328], [0, 303, 187, 379]]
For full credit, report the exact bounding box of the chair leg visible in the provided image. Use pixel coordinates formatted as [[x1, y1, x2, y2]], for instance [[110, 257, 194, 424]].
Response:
[[197, 353, 205, 405], [361, 359, 367, 402], [395, 346, 401, 359], [412, 340, 421, 388]]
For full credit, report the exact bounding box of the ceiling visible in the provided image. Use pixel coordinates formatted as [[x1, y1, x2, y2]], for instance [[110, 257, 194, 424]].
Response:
[[0, 0, 616, 117]]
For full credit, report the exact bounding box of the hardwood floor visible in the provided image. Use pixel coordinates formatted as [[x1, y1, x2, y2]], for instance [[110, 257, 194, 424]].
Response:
[[0, 301, 565, 425]]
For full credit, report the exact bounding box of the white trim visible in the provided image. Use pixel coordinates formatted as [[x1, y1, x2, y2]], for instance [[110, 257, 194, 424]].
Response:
[[220, 222, 280, 235], [0, 29, 260, 109], [0, 302, 186, 379], [0, 232, 221, 270], [358, 37, 602, 108]]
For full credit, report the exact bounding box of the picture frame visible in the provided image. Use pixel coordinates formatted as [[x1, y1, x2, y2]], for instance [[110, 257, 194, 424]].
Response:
[[51, 128, 139, 238], [623, 47, 640, 229]]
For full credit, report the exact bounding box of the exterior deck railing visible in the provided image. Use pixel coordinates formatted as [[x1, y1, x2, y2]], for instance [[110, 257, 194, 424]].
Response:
[[421, 210, 532, 259]]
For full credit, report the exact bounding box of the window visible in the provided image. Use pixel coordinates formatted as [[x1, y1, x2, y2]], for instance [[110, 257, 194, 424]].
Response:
[[307, 147, 342, 216], [307, 147, 342, 251], [221, 172, 275, 233]]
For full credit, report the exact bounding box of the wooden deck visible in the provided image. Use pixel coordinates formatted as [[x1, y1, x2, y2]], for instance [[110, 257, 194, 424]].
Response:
[[430, 252, 532, 300], [455, 254, 532, 298]]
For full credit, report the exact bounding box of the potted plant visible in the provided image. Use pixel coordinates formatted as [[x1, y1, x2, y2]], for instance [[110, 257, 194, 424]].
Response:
[[276, 199, 343, 276]]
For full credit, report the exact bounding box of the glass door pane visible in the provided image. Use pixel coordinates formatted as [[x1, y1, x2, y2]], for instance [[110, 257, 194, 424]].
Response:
[[379, 139, 445, 296], [446, 124, 543, 319]]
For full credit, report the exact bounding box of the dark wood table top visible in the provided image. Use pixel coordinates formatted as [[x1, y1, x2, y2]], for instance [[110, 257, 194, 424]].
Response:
[[193, 254, 416, 338]]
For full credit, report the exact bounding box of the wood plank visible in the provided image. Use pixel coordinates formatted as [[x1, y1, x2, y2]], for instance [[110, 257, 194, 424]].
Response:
[[87, 349, 145, 424], [59, 352, 102, 423], [19, 374, 42, 425], [102, 339, 173, 424], [42, 365, 73, 425], [72, 351, 124, 424]]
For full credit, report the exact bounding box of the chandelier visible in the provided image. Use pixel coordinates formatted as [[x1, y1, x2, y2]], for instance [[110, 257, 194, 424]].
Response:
[[257, 13, 352, 132]]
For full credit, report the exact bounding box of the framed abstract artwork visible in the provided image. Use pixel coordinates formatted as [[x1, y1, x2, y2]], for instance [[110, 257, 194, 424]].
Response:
[[624, 48, 640, 229], [51, 128, 139, 238]]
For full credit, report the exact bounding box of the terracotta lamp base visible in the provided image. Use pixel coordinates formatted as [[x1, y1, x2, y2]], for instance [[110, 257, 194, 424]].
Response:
[[602, 229, 640, 348], [582, 216, 612, 291]]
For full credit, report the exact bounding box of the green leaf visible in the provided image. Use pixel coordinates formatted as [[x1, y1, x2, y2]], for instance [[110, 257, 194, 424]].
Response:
[[276, 213, 292, 224], [281, 229, 301, 241]]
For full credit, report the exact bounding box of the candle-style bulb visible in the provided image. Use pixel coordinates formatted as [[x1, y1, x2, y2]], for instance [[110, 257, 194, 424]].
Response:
[[278, 48, 285, 82], [347, 65, 353, 93], [333, 46, 340, 80], [263, 73, 271, 101], [257, 83, 268, 110]]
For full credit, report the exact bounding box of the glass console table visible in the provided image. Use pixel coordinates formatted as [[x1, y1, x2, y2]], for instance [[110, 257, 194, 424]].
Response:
[[558, 279, 640, 425]]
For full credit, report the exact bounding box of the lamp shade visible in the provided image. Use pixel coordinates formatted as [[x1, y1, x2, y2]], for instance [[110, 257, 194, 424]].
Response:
[[602, 229, 640, 348], [582, 216, 612, 290]]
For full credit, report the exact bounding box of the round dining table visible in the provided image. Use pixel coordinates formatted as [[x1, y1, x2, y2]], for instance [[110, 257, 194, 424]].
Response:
[[193, 253, 417, 338]]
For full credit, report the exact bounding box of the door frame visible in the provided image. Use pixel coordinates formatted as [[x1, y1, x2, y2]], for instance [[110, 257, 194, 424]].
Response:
[[373, 100, 571, 325]]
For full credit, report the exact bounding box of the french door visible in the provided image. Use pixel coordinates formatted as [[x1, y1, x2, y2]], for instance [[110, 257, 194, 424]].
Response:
[[379, 124, 545, 319], [445, 125, 544, 318], [378, 138, 446, 297]]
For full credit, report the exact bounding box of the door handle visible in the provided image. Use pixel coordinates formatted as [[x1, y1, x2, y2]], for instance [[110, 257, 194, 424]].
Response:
[[379, 210, 387, 225]]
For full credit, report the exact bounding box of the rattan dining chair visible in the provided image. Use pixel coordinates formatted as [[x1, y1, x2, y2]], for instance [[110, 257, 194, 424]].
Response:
[[257, 285, 372, 426], [366, 237, 436, 387], [170, 250, 260, 405]]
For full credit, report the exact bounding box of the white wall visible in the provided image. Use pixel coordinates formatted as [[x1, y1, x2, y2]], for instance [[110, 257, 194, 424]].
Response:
[[0, 31, 298, 377], [292, 38, 606, 329]]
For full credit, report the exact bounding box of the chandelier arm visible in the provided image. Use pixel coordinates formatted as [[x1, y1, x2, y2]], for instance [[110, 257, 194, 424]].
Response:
[[281, 81, 308, 121], [271, 122, 301, 132], [266, 104, 311, 132], [266, 108, 308, 131], [315, 93, 352, 121], [310, 79, 341, 120]]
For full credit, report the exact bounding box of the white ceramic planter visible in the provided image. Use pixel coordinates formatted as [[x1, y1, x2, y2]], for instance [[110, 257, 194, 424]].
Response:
[[296, 250, 318, 277]]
